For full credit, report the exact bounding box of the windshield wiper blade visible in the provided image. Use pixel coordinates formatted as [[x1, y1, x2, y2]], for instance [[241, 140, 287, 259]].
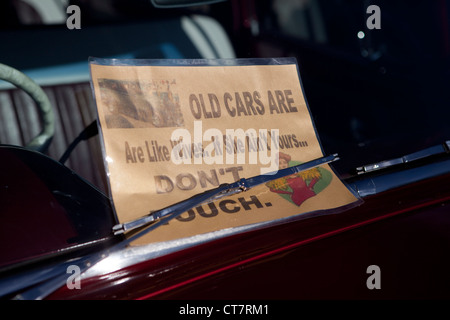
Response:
[[356, 140, 450, 175], [112, 153, 339, 235]]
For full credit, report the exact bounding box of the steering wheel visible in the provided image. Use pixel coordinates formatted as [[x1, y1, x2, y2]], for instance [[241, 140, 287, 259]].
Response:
[[0, 63, 54, 153]]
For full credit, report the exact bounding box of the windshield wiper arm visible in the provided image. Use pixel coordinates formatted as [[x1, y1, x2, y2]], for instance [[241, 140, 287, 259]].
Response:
[[356, 140, 450, 175], [112, 153, 339, 235]]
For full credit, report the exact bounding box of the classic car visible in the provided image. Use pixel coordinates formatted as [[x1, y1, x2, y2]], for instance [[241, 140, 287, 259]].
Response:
[[0, 0, 449, 302]]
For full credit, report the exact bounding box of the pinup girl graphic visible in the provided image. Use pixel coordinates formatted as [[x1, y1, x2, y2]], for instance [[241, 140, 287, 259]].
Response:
[[266, 152, 332, 206]]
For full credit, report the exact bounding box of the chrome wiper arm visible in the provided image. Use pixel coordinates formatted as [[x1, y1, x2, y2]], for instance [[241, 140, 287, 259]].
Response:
[[356, 140, 450, 175], [112, 153, 339, 235]]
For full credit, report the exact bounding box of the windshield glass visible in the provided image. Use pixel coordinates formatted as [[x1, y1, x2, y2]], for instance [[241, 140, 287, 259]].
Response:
[[247, 0, 450, 175], [0, 0, 449, 179]]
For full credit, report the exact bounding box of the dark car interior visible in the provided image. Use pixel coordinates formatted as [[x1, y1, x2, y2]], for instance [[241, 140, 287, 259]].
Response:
[[1, 0, 449, 185]]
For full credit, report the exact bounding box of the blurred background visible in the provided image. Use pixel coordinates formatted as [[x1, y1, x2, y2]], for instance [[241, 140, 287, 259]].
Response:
[[0, 0, 449, 189]]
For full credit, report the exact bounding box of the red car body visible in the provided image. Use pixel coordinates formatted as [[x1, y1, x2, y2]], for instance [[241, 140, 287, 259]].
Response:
[[46, 168, 450, 300]]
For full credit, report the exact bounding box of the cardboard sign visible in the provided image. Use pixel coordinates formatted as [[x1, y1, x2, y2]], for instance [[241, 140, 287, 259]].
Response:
[[89, 58, 359, 244]]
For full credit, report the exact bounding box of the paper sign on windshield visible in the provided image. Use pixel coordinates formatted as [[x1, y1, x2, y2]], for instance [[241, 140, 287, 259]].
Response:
[[89, 58, 360, 244]]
